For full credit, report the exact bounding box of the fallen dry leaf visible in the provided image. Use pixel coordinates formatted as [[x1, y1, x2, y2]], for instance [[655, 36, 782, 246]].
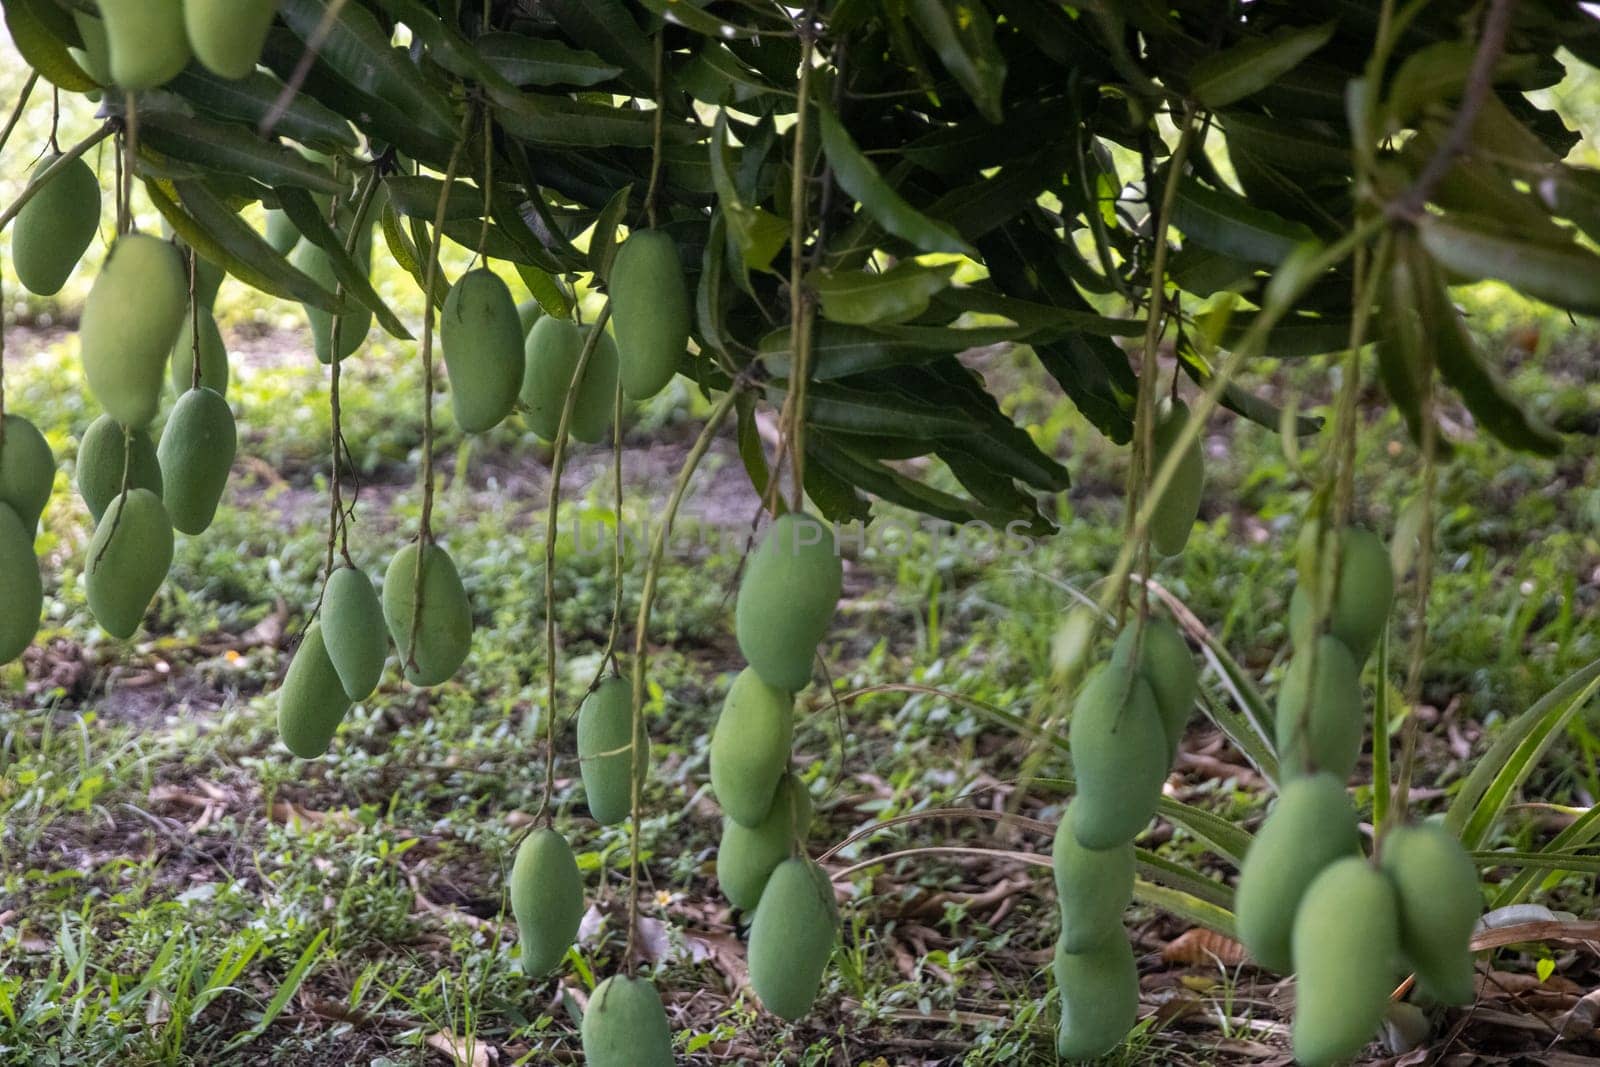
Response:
[[425, 1030, 496, 1067], [1162, 927, 1249, 967]]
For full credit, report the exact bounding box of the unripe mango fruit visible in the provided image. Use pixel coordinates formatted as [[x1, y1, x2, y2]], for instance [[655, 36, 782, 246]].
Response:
[[1233, 773, 1360, 973], [1148, 398, 1205, 557], [70, 12, 112, 85], [0, 504, 43, 666], [80, 235, 189, 429], [710, 667, 795, 827], [293, 242, 370, 364], [1110, 617, 1196, 758], [442, 269, 524, 433], [520, 318, 619, 444], [77, 415, 164, 524], [382, 541, 472, 687], [170, 311, 230, 397], [609, 230, 689, 400], [99, 0, 191, 89], [735, 512, 842, 692], [509, 827, 583, 977], [193, 256, 225, 310], [13, 155, 101, 297], [0, 415, 55, 533], [1291, 857, 1401, 1067], [320, 566, 387, 701], [276, 621, 352, 758], [85, 488, 174, 639], [158, 387, 236, 535], [264, 209, 299, 255], [581, 975, 674, 1067], [1053, 932, 1138, 1061], [718, 772, 812, 911], [748, 856, 839, 1020], [1053, 803, 1135, 953], [1275, 634, 1363, 781], [1289, 527, 1394, 664], [1068, 663, 1167, 850], [1380, 824, 1479, 1006], [577, 675, 645, 826], [184, 0, 278, 80], [517, 299, 542, 337]]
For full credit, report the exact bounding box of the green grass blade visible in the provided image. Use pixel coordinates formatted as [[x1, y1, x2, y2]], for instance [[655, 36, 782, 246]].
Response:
[[1474, 849, 1600, 876], [1135, 848, 1235, 909], [1133, 879, 1236, 938], [226, 929, 328, 1050], [1492, 804, 1600, 906]]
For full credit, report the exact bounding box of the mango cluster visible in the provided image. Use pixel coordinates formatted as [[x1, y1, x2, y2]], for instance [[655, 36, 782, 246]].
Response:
[[73, 1, 279, 90]]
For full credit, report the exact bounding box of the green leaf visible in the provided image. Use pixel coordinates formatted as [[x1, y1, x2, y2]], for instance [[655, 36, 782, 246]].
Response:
[[542, 0, 655, 89], [2, 0, 96, 92], [904, 0, 1008, 123], [1492, 804, 1600, 907], [758, 321, 1028, 381], [1220, 111, 1350, 174], [276, 187, 411, 341], [767, 381, 981, 439], [803, 458, 873, 524], [516, 264, 573, 320], [1173, 177, 1320, 266], [495, 93, 686, 149], [122, 94, 346, 195], [1189, 21, 1334, 108], [1175, 337, 1322, 437], [695, 211, 734, 359], [711, 111, 789, 274], [932, 288, 1144, 337], [383, 176, 486, 223], [813, 261, 959, 326], [1133, 881, 1236, 938], [637, 0, 762, 39], [734, 390, 771, 502], [380, 205, 449, 312], [1134, 850, 1235, 910], [1199, 310, 1353, 359], [475, 33, 623, 88], [1418, 212, 1600, 319], [166, 68, 358, 151], [1384, 41, 1539, 132], [588, 183, 634, 280], [225, 929, 328, 1050], [808, 438, 1005, 525]]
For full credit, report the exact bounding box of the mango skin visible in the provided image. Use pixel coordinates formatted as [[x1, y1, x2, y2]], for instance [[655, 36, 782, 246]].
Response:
[[0, 504, 43, 666], [264, 209, 299, 255], [1291, 857, 1401, 1067], [276, 621, 353, 758], [581, 975, 674, 1067], [85, 488, 174, 639], [441, 269, 524, 433], [517, 299, 543, 337], [0, 415, 55, 533], [1053, 803, 1135, 953], [1233, 773, 1360, 973], [100, 0, 191, 89], [185, 0, 278, 80], [734, 512, 843, 693], [1053, 932, 1138, 1061], [577, 675, 645, 826], [1290, 527, 1394, 664], [77, 415, 164, 524], [1380, 824, 1480, 1006], [293, 242, 370, 364], [381, 541, 472, 687], [1111, 617, 1196, 758], [709, 667, 795, 827], [718, 772, 812, 911], [80, 235, 189, 429], [1068, 664, 1168, 850], [70, 12, 112, 85], [1275, 634, 1364, 781], [157, 387, 236, 535], [193, 256, 225, 310], [1149, 398, 1205, 557], [520, 317, 620, 444], [609, 230, 690, 400], [170, 311, 230, 397], [509, 827, 583, 977], [14, 155, 101, 297], [320, 566, 388, 701], [747, 857, 839, 1021]]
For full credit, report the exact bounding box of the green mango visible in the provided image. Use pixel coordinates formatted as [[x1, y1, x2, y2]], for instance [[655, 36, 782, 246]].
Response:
[[185, 0, 278, 80], [13, 155, 101, 297], [293, 242, 370, 364], [1291, 857, 1401, 1067], [264, 208, 299, 255], [77, 414, 164, 524], [718, 772, 812, 911], [1380, 824, 1480, 1006], [1068, 663, 1168, 850], [99, 0, 191, 89], [1289, 527, 1394, 663], [609, 230, 689, 400], [1053, 933, 1138, 1062], [80, 234, 189, 429], [0, 415, 55, 533], [381, 541, 472, 687], [85, 488, 174, 638], [1148, 398, 1205, 557], [517, 298, 543, 337], [1110, 616, 1196, 758], [0, 503, 42, 666], [441, 269, 523, 433], [1275, 634, 1363, 781], [580, 975, 674, 1067], [157, 387, 236, 535], [734, 512, 842, 692], [276, 621, 352, 758], [1052, 803, 1134, 953], [319, 566, 387, 701], [70, 12, 112, 85], [509, 827, 583, 977], [747, 857, 839, 1021], [1233, 773, 1360, 973], [193, 256, 225, 310], [520, 317, 619, 444], [170, 310, 230, 397], [577, 674, 645, 826], [709, 667, 794, 827]]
